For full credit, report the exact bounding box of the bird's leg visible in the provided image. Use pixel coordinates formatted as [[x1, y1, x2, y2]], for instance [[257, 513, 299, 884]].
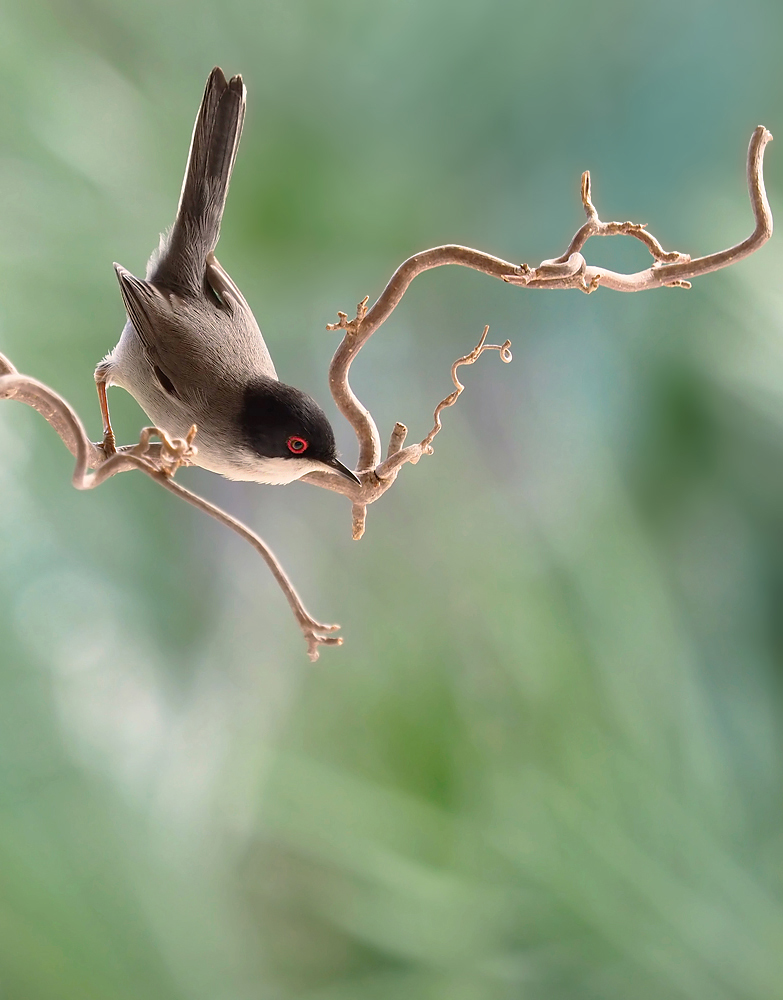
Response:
[[95, 376, 116, 457]]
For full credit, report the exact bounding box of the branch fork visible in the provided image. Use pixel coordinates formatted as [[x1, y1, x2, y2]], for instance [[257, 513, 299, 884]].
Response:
[[1, 127, 773, 658], [326, 295, 369, 336]]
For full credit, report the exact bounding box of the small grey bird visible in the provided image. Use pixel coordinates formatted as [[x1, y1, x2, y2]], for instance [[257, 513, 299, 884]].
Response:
[[96, 67, 359, 486]]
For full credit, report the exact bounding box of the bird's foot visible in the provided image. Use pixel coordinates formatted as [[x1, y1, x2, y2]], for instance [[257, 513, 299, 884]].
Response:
[[101, 427, 117, 458]]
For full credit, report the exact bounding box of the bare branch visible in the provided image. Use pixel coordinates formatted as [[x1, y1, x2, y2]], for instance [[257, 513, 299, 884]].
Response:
[[547, 168, 691, 268], [0, 352, 339, 661], [157, 477, 342, 661], [510, 125, 773, 292], [309, 126, 772, 538], [374, 326, 512, 478], [303, 325, 513, 539], [324, 254, 527, 472]]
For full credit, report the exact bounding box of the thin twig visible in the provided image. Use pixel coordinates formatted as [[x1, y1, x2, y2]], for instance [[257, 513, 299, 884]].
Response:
[[303, 325, 513, 539], [374, 326, 512, 478], [157, 476, 342, 661], [309, 126, 772, 539], [0, 355, 339, 661]]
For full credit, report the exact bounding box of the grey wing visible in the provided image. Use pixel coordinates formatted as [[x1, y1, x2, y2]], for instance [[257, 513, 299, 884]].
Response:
[[205, 254, 278, 380], [114, 263, 182, 395], [115, 259, 275, 392]]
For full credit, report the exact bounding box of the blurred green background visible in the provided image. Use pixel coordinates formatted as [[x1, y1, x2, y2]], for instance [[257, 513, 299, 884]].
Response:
[[2, 0, 783, 997]]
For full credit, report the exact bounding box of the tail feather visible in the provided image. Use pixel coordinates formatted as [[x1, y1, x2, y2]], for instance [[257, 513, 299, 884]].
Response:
[[150, 67, 246, 293]]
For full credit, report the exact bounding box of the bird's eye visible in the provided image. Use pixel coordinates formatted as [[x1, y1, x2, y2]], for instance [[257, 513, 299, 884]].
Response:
[[287, 436, 309, 454]]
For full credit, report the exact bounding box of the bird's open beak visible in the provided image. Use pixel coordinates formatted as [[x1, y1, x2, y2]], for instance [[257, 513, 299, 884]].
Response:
[[324, 457, 361, 485]]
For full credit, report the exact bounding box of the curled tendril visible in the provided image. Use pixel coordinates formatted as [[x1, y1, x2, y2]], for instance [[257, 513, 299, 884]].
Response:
[[422, 326, 513, 454]]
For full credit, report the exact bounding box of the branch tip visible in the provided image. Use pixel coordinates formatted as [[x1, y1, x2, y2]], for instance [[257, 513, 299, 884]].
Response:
[[387, 422, 408, 458], [307, 632, 343, 663], [581, 170, 595, 217], [326, 295, 370, 334], [351, 502, 367, 540]]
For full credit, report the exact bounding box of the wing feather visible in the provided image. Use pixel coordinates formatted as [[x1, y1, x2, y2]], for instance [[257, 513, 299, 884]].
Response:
[[114, 263, 180, 392]]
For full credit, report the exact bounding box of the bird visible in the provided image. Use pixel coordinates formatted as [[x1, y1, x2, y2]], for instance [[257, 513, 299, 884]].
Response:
[[95, 66, 359, 487]]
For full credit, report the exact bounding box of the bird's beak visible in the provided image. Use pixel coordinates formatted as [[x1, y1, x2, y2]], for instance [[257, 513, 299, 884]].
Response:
[[324, 457, 361, 485]]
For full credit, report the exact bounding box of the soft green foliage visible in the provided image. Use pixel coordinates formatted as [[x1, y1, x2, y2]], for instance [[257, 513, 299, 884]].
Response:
[[1, 1, 783, 997]]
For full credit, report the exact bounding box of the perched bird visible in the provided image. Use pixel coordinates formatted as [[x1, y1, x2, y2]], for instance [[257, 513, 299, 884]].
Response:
[[95, 67, 359, 486]]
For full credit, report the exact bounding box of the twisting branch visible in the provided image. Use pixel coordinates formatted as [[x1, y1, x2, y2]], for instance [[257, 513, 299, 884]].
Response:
[[0, 352, 340, 660], [333, 326, 511, 538], [508, 125, 773, 292], [157, 477, 342, 661], [373, 326, 512, 479], [0, 126, 774, 657], [302, 126, 773, 538], [303, 323, 513, 539]]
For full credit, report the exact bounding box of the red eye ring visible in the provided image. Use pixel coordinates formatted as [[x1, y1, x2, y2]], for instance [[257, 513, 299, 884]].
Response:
[[287, 435, 309, 454]]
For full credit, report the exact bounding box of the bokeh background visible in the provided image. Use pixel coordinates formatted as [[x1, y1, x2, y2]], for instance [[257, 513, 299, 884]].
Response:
[[1, 1, 783, 997]]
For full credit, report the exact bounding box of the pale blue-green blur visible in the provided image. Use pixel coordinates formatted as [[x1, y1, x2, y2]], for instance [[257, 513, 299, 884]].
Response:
[[1, 1, 783, 997]]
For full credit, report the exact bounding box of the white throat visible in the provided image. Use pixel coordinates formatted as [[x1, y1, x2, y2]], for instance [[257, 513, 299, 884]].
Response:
[[249, 456, 326, 485], [203, 453, 327, 485]]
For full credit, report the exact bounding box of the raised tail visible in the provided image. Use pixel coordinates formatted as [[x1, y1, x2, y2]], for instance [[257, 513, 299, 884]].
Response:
[[149, 67, 246, 293]]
